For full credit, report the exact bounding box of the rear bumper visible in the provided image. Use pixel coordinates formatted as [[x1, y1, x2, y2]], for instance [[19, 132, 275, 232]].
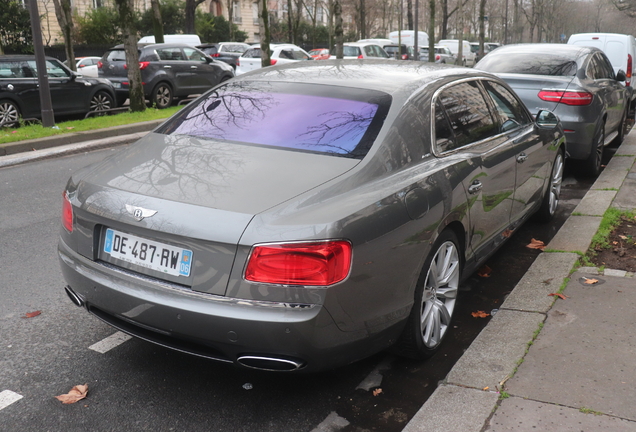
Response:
[[58, 239, 400, 372]]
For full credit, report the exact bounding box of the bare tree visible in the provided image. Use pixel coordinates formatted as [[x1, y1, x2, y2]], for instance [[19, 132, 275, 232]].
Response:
[[113, 0, 146, 112], [151, 0, 164, 43], [479, 0, 486, 58], [334, 0, 343, 58], [52, 0, 75, 70], [185, 0, 206, 34], [260, 0, 271, 67]]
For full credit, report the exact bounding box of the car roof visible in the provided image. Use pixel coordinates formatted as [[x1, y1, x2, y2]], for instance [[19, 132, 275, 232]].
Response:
[[110, 43, 199, 50], [234, 59, 494, 96], [490, 43, 595, 56], [343, 42, 380, 47], [0, 54, 59, 61]]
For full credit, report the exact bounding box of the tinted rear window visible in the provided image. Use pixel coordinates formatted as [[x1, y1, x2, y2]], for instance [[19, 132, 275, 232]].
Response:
[[477, 52, 578, 76], [105, 50, 127, 62], [156, 82, 391, 158]]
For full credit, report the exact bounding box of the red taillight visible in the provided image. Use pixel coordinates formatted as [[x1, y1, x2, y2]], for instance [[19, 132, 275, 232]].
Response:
[[627, 54, 632, 86], [358, 54, 364, 59], [212, 53, 221, 57], [236, 59, 240, 66], [62, 191, 73, 232], [538, 90, 593, 106], [97, 61, 103, 69], [402, 54, 408, 60], [123, 61, 150, 70], [270, 59, 277, 65], [244, 241, 352, 286], [435, 54, 441, 61]]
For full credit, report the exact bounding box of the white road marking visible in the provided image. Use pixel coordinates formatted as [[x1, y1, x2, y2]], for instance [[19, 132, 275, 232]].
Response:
[[89, 331, 132, 354], [0, 390, 23, 410], [310, 411, 350, 432]]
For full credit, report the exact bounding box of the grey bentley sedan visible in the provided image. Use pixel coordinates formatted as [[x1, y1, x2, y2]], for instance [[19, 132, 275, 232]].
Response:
[[59, 60, 565, 372]]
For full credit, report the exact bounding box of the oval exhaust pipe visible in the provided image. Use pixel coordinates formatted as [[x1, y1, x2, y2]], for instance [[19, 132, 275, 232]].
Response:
[[237, 355, 305, 372], [64, 286, 84, 307]]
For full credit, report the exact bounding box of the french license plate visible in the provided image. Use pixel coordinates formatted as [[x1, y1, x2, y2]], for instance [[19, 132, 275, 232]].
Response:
[[113, 82, 121, 88], [103, 228, 192, 277]]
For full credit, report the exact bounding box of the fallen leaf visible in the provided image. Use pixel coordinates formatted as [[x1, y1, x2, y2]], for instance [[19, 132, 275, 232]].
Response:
[[583, 278, 599, 285], [542, 278, 553, 284], [55, 384, 88, 404], [477, 265, 492, 278], [619, 235, 628, 240], [502, 229, 513, 238], [548, 293, 568, 299], [526, 238, 546, 250], [471, 310, 490, 318], [373, 388, 383, 396], [11, 130, 17, 134], [66, 127, 75, 130], [612, 241, 619, 245], [22, 311, 41, 318]]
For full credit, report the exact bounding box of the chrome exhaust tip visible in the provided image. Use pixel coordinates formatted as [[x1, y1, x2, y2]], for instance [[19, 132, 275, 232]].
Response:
[[237, 355, 305, 372], [64, 286, 84, 307]]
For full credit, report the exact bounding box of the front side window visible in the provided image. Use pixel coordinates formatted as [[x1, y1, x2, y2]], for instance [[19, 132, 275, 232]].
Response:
[[156, 81, 391, 159], [157, 48, 185, 61], [183, 47, 206, 61], [435, 81, 497, 149], [482, 81, 531, 132]]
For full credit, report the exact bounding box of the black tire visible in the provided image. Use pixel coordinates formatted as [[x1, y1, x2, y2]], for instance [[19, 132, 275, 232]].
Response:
[[0, 99, 20, 127], [611, 108, 628, 147], [394, 230, 462, 360], [89, 91, 114, 113], [581, 122, 604, 177], [535, 150, 564, 222], [151, 83, 173, 109]]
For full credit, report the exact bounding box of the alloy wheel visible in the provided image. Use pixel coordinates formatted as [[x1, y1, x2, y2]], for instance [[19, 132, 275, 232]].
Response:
[[89, 92, 112, 112], [420, 240, 460, 348], [0, 101, 19, 127], [548, 152, 564, 216]]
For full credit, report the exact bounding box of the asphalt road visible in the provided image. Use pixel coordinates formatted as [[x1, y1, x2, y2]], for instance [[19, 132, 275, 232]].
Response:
[[0, 145, 599, 431]]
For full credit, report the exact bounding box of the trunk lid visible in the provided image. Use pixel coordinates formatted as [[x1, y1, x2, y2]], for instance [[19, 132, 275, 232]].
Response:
[[496, 73, 577, 115]]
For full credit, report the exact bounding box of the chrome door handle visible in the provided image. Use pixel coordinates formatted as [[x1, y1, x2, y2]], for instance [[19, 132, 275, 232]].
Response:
[[164, 65, 172, 69], [190, 66, 197, 69], [517, 153, 528, 163], [468, 180, 483, 194]]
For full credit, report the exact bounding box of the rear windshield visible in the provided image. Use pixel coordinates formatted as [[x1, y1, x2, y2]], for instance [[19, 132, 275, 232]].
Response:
[[332, 46, 362, 57], [477, 52, 578, 76], [105, 49, 127, 62], [156, 81, 391, 159]]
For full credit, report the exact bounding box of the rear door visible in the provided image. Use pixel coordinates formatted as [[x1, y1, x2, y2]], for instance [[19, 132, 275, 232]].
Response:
[[183, 46, 223, 92], [586, 53, 626, 133], [24, 59, 89, 115], [0, 60, 39, 119], [155, 46, 192, 95]]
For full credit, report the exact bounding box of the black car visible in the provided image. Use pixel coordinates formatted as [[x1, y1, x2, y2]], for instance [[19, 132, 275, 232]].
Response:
[[98, 43, 234, 108], [196, 42, 251, 70], [0, 55, 116, 126]]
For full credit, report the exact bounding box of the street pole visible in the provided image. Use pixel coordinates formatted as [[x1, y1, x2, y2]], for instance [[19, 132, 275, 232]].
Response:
[[27, 0, 55, 127]]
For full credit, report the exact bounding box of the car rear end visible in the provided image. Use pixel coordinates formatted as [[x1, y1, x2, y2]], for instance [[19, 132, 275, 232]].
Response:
[[99, 47, 137, 105]]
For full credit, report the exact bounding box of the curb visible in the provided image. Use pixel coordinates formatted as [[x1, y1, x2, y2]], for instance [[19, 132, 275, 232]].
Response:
[[0, 119, 164, 157], [403, 136, 636, 432]]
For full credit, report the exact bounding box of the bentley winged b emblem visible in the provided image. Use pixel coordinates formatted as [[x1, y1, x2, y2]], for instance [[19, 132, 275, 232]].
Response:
[[125, 204, 158, 222]]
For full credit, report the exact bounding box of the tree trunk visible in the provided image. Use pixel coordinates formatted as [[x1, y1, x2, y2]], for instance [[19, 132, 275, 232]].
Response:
[[260, 0, 271, 67], [185, 0, 205, 34], [228, 0, 235, 41], [151, 0, 164, 43], [114, 0, 145, 112], [407, 0, 413, 29], [441, 0, 448, 39], [334, 0, 343, 59], [52, 0, 75, 70], [479, 0, 486, 60], [456, 0, 463, 65], [288, 0, 293, 43], [360, 0, 366, 39], [428, 0, 435, 62]]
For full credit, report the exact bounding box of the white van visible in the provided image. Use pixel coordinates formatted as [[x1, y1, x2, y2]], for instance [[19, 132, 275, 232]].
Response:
[[438, 39, 476, 66], [567, 33, 636, 87], [138, 34, 202, 46], [389, 31, 429, 50]]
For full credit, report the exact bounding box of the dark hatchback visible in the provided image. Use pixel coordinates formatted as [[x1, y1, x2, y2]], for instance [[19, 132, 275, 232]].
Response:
[[0, 55, 116, 126], [196, 42, 251, 70], [98, 43, 234, 108]]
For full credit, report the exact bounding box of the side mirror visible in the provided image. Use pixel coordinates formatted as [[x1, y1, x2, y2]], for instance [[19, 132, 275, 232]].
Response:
[[616, 69, 627, 82], [69, 71, 78, 81], [535, 110, 559, 129]]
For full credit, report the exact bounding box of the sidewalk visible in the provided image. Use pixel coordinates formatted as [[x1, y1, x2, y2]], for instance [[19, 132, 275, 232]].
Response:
[[404, 135, 636, 431]]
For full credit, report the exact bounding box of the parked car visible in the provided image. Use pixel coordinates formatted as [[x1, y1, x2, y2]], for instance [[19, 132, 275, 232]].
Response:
[[236, 43, 312, 75], [308, 48, 330, 60], [439, 39, 477, 66], [196, 42, 251, 70], [64, 56, 101, 77], [0, 55, 116, 127], [420, 45, 456, 63], [475, 43, 629, 176], [329, 42, 391, 59], [59, 60, 565, 372], [98, 43, 234, 108], [384, 44, 413, 60], [138, 34, 202, 46]]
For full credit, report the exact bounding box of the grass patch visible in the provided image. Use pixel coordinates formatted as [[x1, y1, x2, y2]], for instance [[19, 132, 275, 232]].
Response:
[[590, 208, 635, 250], [499, 391, 510, 400], [579, 407, 603, 415], [0, 106, 182, 145]]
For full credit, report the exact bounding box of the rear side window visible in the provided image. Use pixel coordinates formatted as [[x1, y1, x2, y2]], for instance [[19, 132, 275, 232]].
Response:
[[158, 47, 185, 61], [0, 61, 25, 78], [435, 81, 497, 150], [343, 46, 361, 57], [243, 48, 261, 58], [156, 81, 391, 159], [482, 81, 532, 132]]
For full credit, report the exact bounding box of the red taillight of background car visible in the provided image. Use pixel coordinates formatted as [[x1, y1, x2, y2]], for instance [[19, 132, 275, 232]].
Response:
[[270, 59, 277, 65], [627, 54, 632, 86], [435, 54, 441, 61], [244, 241, 352, 286], [358, 54, 364, 59], [236, 59, 241, 66], [124, 62, 150, 70], [212, 53, 221, 57], [538, 90, 593, 106], [97, 61, 103, 69], [402, 54, 408, 60], [62, 191, 73, 232]]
